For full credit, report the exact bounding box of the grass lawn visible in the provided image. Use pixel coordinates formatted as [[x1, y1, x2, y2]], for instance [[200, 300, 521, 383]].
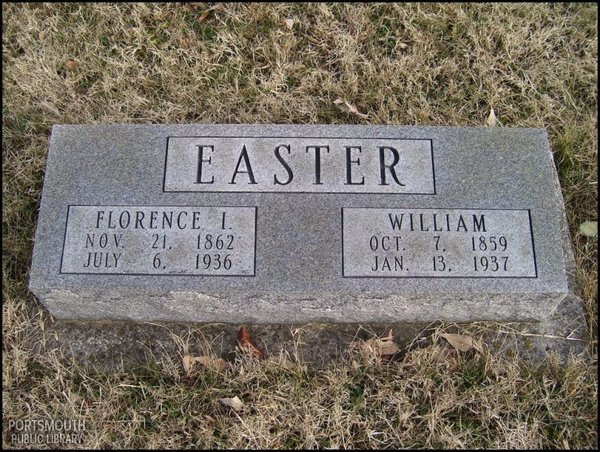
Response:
[[2, 3, 597, 449]]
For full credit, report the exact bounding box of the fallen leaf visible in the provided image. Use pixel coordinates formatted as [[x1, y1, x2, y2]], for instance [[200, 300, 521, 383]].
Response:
[[198, 3, 224, 22], [334, 98, 369, 119], [378, 330, 401, 356], [397, 42, 408, 49], [579, 221, 597, 237], [182, 355, 195, 373], [203, 414, 216, 425], [350, 330, 401, 358], [284, 18, 294, 30], [201, 356, 230, 371], [485, 107, 497, 127], [238, 326, 265, 359], [220, 396, 245, 411], [440, 333, 482, 353], [198, 10, 211, 23], [65, 60, 78, 71], [183, 355, 230, 373]]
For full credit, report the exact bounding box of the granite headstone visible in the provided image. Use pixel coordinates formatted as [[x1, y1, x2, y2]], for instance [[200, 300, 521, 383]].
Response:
[[29, 125, 575, 323]]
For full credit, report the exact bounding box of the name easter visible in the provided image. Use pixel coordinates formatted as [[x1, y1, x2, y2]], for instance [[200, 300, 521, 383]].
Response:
[[164, 137, 435, 193]]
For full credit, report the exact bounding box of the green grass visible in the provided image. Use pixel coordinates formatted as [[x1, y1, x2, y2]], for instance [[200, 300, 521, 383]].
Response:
[[2, 2, 597, 449]]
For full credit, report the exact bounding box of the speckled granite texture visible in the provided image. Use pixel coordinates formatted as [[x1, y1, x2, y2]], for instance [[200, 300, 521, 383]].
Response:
[[30, 124, 575, 323]]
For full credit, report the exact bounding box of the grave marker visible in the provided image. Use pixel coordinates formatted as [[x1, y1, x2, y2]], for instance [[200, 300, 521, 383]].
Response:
[[29, 125, 574, 323]]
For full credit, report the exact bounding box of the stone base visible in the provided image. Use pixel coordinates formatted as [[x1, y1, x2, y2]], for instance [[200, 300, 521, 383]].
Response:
[[32, 292, 588, 371]]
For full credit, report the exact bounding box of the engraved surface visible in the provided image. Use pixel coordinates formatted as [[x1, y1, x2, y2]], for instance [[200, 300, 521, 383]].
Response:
[[342, 208, 536, 278], [28, 124, 572, 323], [164, 137, 434, 194], [60, 206, 256, 276]]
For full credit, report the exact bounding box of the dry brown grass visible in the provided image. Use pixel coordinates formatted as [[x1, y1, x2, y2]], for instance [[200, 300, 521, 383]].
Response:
[[2, 2, 597, 449]]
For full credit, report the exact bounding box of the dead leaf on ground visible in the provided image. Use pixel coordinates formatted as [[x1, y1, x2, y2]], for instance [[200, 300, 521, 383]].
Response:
[[183, 355, 230, 373], [220, 396, 245, 411], [334, 98, 369, 119], [238, 326, 266, 359], [485, 107, 497, 127], [440, 333, 482, 353], [284, 18, 294, 30], [350, 329, 401, 359], [65, 60, 78, 71], [198, 10, 211, 23], [198, 3, 224, 22], [377, 330, 402, 356]]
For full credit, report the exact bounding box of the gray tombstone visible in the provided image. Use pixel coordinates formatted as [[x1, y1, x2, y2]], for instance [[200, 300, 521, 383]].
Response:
[[29, 125, 576, 324]]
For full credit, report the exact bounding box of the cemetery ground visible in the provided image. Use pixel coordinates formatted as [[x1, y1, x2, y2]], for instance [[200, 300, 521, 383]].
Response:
[[2, 3, 597, 449]]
